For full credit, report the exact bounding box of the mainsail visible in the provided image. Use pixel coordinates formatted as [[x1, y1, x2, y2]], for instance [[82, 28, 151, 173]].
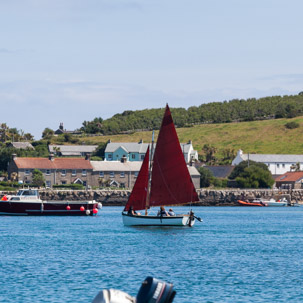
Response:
[[124, 147, 150, 211], [149, 104, 199, 207]]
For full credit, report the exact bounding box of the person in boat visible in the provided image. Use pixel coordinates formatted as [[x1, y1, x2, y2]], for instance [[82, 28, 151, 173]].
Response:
[[168, 208, 175, 216], [157, 206, 170, 217], [127, 206, 140, 216]]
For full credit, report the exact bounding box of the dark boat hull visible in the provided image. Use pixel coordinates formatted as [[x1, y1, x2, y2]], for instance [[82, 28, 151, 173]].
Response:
[[0, 201, 99, 216]]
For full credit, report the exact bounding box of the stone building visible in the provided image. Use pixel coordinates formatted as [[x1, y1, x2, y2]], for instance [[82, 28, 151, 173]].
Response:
[[8, 154, 93, 188]]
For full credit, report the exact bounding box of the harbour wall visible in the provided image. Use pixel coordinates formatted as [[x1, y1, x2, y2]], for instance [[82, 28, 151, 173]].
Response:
[[1, 189, 302, 206]]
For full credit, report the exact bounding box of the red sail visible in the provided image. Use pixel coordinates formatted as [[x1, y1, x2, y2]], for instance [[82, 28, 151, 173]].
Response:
[[150, 105, 199, 207], [124, 147, 150, 211]]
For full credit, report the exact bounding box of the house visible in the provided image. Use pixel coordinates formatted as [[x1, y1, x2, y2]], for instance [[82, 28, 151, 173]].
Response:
[[49, 145, 98, 157], [7, 154, 93, 188], [54, 123, 82, 135], [90, 158, 143, 188], [105, 140, 198, 163], [90, 158, 201, 189], [232, 149, 303, 177], [202, 165, 235, 179], [275, 171, 303, 189], [8, 142, 35, 150]]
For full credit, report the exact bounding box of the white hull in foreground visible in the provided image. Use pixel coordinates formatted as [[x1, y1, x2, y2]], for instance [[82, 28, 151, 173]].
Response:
[[122, 212, 196, 226]]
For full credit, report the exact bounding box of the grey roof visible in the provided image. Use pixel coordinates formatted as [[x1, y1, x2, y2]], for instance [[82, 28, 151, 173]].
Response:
[[91, 160, 200, 176], [204, 165, 235, 178], [105, 142, 150, 153], [49, 145, 98, 153], [91, 160, 143, 172], [105, 142, 193, 154], [10, 142, 34, 150], [241, 154, 303, 163]]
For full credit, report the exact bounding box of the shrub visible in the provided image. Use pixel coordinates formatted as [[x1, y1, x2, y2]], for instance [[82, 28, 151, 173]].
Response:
[[285, 121, 299, 129], [53, 184, 84, 190]]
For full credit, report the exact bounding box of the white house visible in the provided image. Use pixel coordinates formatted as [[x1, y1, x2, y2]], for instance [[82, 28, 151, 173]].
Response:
[[232, 149, 303, 176]]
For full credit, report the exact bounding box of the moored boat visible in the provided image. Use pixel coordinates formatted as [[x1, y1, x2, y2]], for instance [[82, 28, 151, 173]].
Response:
[[238, 200, 265, 207], [238, 197, 288, 207], [0, 189, 101, 216], [122, 104, 202, 227]]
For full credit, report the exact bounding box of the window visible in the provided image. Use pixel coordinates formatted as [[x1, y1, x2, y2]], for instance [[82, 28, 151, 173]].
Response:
[[134, 172, 138, 178], [277, 164, 280, 168], [83, 181, 87, 186], [120, 183, 125, 188], [82, 170, 87, 176], [46, 181, 51, 188], [25, 169, 30, 175], [131, 154, 136, 159], [110, 172, 114, 178], [108, 154, 112, 160], [120, 172, 125, 178], [46, 169, 51, 175], [141, 154, 145, 160], [61, 181, 66, 185], [61, 169, 66, 176], [72, 170, 76, 176], [282, 164, 285, 168], [99, 171, 104, 177]]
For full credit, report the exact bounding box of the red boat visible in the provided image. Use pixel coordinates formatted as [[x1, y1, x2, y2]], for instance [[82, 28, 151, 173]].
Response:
[[0, 189, 101, 216], [238, 200, 266, 207]]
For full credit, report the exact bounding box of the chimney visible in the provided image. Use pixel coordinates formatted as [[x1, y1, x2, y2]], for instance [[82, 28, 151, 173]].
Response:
[[59, 122, 64, 130], [49, 153, 54, 161], [85, 153, 91, 160]]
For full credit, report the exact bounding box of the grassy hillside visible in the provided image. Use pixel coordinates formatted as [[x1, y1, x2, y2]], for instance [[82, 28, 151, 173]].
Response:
[[77, 116, 303, 156]]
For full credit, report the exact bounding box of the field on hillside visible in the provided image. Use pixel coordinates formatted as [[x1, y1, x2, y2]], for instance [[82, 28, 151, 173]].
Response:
[[77, 116, 303, 156]]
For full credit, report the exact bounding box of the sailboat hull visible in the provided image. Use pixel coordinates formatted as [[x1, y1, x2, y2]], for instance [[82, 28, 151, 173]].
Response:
[[122, 213, 195, 226]]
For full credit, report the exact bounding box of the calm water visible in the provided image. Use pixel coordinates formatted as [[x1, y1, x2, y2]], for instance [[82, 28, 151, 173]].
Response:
[[1, 206, 303, 303]]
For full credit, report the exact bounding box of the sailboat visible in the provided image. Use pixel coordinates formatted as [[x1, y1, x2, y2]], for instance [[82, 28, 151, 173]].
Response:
[[122, 104, 202, 226]]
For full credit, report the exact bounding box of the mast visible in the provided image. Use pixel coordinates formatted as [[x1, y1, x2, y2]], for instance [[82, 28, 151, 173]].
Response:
[[145, 130, 155, 215]]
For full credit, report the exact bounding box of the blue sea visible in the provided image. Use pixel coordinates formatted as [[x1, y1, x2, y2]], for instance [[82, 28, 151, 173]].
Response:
[[1, 206, 303, 303]]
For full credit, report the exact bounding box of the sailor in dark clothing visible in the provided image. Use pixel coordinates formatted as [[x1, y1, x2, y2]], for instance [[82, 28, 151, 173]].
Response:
[[127, 206, 137, 216], [157, 206, 170, 216]]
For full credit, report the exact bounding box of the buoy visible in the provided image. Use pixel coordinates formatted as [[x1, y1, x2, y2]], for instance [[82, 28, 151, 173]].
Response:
[[93, 208, 98, 214], [98, 203, 103, 209], [66, 205, 71, 210], [86, 210, 90, 215], [80, 206, 85, 211], [1, 195, 8, 201]]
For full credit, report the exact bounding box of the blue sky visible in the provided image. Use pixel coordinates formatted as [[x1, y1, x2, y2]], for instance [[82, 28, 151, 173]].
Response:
[[1, 0, 303, 139]]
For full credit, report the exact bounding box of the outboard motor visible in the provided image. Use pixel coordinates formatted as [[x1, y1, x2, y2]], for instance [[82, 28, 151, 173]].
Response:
[[92, 276, 176, 303]]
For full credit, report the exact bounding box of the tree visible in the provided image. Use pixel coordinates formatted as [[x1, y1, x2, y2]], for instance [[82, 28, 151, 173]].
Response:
[[229, 160, 274, 188], [202, 144, 217, 164], [32, 169, 45, 188], [199, 166, 214, 187], [42, 128, 54, 139]]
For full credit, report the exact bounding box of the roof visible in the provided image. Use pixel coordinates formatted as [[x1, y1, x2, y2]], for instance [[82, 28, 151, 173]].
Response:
[[13, 157, 93, 170], [105, 142, 193, 154], [275, 171, 303, 182], [10, 142, 34, 150], [91, 161, 200, 176], [49, 145, 98, 153], [241, 153, 303, 163], [105, 142, 150, 153], [91, 160, 143, 172], [204, 165, 235, 178]]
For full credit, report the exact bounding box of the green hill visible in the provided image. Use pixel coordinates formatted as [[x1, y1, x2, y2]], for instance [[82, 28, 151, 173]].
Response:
[[78, 116, 303, 158]]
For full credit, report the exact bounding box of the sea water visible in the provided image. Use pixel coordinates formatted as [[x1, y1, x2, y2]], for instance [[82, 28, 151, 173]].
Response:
[[1, 206, 303, 303]]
